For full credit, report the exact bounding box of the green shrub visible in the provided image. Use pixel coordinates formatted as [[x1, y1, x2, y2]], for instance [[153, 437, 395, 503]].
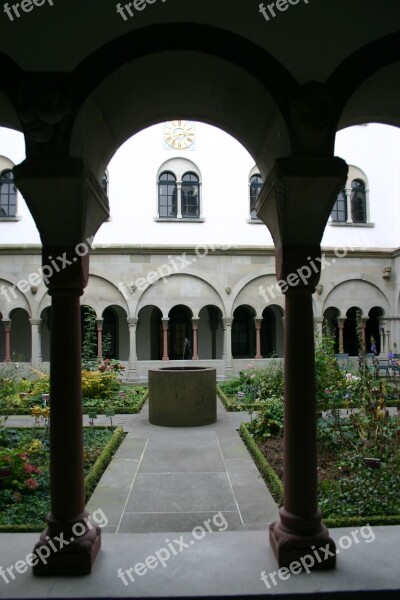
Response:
[[247, 396, 284, 440]]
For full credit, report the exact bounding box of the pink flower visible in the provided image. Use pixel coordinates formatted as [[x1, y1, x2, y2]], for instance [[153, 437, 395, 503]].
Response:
[[24, 464, 40, 474], [25, 478, 39, 490]]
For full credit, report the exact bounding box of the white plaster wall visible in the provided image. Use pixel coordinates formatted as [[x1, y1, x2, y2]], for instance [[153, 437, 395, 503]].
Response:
[[325, 123, 400, 249], [0, 122, 399, 250], [0, 128, 41, 244]]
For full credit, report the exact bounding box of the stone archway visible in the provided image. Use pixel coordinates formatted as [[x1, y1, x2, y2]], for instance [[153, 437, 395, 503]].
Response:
[[1, 6, 399, 577]]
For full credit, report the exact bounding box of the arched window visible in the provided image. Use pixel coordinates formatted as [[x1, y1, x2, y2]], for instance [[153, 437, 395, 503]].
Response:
[[350, 179, 366, 223], [0, 170, 17, 217], [181, 172, 200, 218], [250, 174, 263, 219], [331, 189, 347, 222], [101, 171, 108, 196], [158, 172, 177, 218]]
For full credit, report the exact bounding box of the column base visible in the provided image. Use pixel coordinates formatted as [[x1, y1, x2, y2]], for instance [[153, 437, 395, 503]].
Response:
[[269, 520, 336, 570], [126, 366, 138, 382], [33, 525, 101, 576]]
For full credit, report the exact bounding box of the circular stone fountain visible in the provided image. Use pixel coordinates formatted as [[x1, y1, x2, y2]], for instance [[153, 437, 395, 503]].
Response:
[[148, 367, 217, 427]]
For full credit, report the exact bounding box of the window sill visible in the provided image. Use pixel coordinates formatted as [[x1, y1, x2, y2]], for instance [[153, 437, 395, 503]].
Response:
[[0, 216, 21, 222], [247, 218, 264, 224], [329, 222, 375, 228], [154, 217, 205, 223]]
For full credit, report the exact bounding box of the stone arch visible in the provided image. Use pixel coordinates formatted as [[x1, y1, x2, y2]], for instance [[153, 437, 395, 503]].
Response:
[[232, 272, 284, 318], [135, 273, 225, 319], [323, 277, 390, 316], [331, 34, 400, 130], [82, 274, 129, 318], [69, 24, 293, 180]]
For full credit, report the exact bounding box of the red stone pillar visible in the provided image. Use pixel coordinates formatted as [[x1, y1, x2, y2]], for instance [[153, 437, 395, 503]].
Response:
[[256, 155, 348, 570], [96, 318, 103, 359], [269, 246, 336, 569], [33, 249, 101, 575], [337, 318, 345, 353], [361, 318, 368, 354], [3, 320, 11, 363], [192, 318, 199, 360], [254, 318, 262, 359], [14, 157, 109, 576], [162, 318, 169, 361]]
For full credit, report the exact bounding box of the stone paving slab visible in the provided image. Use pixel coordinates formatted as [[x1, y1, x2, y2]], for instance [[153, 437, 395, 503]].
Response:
[[84, 399, 278, 534]]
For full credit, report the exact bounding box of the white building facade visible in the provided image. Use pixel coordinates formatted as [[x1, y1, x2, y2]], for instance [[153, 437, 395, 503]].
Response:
[[0, 121, 399, 380]]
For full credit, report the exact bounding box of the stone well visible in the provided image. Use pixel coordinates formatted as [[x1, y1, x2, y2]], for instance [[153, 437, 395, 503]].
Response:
[[148, 367, 217, 427]]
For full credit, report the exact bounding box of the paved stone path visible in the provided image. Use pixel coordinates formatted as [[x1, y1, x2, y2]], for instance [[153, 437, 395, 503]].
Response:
[[85, 401, 279, 533]]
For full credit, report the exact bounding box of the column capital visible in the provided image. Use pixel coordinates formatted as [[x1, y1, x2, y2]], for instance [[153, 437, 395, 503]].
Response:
[[2, 320, 11, 329], [192, 317, 199, 328], [254, 317, 263, 328], [14, 158, 109, 247], [29, 319, 42, 326], [257, 156, 348, 241], [42, 247, 89, 297], [127, 317, 138, 327], [222, 317, 233, 327]]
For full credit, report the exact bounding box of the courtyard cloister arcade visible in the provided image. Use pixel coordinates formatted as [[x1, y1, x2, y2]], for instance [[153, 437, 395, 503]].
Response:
[[0, 0, 399, 580]]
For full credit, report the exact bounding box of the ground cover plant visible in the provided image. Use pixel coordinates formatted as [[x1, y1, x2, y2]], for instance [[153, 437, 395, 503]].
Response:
[[242, 324, 400, 524], [0, 425, 124, 529], [218, 358, 284, 412]]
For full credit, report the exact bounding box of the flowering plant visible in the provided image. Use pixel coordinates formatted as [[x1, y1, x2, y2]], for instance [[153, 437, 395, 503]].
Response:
[[0, 448, 41, 491], [97, 358, 125, 373]]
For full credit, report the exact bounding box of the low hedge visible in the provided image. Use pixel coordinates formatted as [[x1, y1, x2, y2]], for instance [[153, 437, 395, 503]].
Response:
[[85, 426, 125, 501], [239, 422, 283, 506], [217, 385, 264, 412], [239, 423, 400, 528], [0, 389, 148, 417], [0, 426, 125, 533]]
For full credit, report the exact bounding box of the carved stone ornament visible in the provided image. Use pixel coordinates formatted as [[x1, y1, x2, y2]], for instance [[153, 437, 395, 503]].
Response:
[[290, 82, 333, 148]]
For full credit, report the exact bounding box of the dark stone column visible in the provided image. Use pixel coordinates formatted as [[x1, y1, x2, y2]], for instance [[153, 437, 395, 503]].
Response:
[[256, 155, 348, 570], [33, 250, 101, 575], [269, 246, 335, 568], [13, 157, 109, 576]]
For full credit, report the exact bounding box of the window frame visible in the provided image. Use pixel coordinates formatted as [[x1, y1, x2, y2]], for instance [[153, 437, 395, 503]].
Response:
[[249, 173, 263, 220], [0, 169, 17, 218], [158, 171, 178, 218], [181, 171, 200, 218]]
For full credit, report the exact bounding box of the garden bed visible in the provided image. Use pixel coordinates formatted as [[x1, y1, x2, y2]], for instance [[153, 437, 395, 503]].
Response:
[[240, 420, 400, 528], [0, 426, 125, 531]]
